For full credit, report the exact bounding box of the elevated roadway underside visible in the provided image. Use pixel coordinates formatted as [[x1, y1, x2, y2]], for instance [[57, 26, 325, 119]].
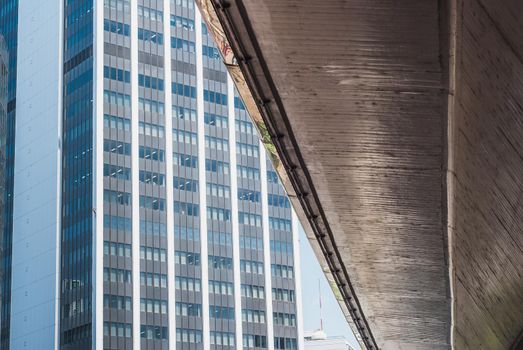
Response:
[[197, 0, 523, 349]]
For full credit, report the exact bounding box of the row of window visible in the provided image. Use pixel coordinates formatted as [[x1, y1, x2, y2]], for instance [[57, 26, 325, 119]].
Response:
[[271, 264, 294, 279], [210, 331, 235, 347], [205, 135, 229, 151], [140, 272, 167, 288], [104, 241, 131, 258], [241, 284, 265, 299], [240, 235, 263, 251], [139, 97, 165, 114], [139, 170, 165, 186], [104, 214, 132, 232], [174, 201, 199, 217], [141, 325, 168, 340], [209, 305, 234, 320], [173, 105, 197, 121], [104, 268, 132, 283], [270, 240, 294, 255], [104, 65, 130, 83], [175, 251, 200, 266], [141, 219, 167, 236], [104, 189, 131, 206], [209, 280, 234, 296], [139, 121, 165, 137], [237, 142, 259, 157], [268, 193, 291, 208], [273, 312, 297, 326], [104, 163, 130, 180], [176, 302, 201, 317], [208, 231, 232, 246], [140, 195, 166, 211], [104, 294, 132, 311], [269, 217, 292, 232], [141, 298, 168, 314], [138, 28, 163, 44], [207, 182, 230, 198], [141, 246, 167, 262], [140, 145, 165, 161], [207, 207, 231, 222], [104, 138, 131, 155], [209, 255, 233, 270], [239, 212, 262, 227], [238, 188, 261, 203], [173, 128, 197, 144], [171, 15, 194, 30], [171, 37, 195, 53], [204, 112, 228, 127], [242, 309, 265, 324], [138, 73, 164, 91], [138, 4, 162, 22], [103, 322, 132, 338]]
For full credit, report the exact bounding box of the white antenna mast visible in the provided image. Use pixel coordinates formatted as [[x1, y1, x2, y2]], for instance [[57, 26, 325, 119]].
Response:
[[319, 279, 324, 331]]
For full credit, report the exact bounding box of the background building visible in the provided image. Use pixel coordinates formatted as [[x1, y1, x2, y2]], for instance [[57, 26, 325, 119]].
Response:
[[0, 0, 303, 349], [0, 34, 8, 341], [304, 330, 355, 350]]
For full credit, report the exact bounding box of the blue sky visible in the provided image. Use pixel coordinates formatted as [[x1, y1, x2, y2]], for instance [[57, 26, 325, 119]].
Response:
[[298, 225, 361, 349]]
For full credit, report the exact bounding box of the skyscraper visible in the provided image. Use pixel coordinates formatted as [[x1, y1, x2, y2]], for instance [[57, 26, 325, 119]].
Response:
[[1, 0, 303, 349]]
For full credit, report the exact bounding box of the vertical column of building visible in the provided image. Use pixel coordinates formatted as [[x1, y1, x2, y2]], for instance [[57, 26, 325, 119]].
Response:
[[228, 76, 243, 349], [195, 8, 211, 350], [100, 1, 133, 349], [135, 0, 171, 348], [171, 1, 204, 349], [130, 0, 140, 347], [292, 210, 304, 350], [162, 0, 177, 348], [260, 140, 275, 350], [94, 0, 104, 348], [200, 16, 236, 350], [0, 1, 18, 347], [266, 159, 299, 350]]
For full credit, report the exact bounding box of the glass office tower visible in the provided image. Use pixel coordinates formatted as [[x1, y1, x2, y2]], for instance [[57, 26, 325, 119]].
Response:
[[2, 0, 303, 349]]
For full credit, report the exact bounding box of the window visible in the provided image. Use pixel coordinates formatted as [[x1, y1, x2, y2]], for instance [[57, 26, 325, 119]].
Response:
[[205, 135, 229, 151], [174, 225, 200, 241], [206, 183, 230, 198], [140, 246, 167, 262], [173, 129, 197, 145], [273, 312, 296, 326], [271, 264, 294, 279], [239, 212, 262, 227], [173, 177, 198, 192], [272, 288, 295, 302], [139, 195, 165, 211], [104, 90, 131, 107], [104, 190, 131, 206], [268, 194, 290, 208], [208, 280, 234, 296], [104, 0, 130, 12], [270, 240, 294, 255], [104, 114, 130, 131], [139, 97, 165, 114], [138, 28, 164, 44], [240, 259, 264, 274], [104, 294, 132, 311], [138, 5, 163, 21], [208, 231, 232, 246], [210, 331, 235, 347], [175, 251, 200, 266], [103, 65, 130, 82], [267, 170, 279, 184], [176, 329, 202, 344], [241, 284, 265, 299], [103, 268, 132, 283], [104, 215, 132, 232], [104, 241, 131, 258], [207, 207, 231, 222], [243, 335, 267, 349], [138, 73, 164, 90], [202, 45, 220, 59], [173, 152, 198, 168], [242, 309, 266, 324], [103, 322, 132, 338], [238, 188, 261, 203], [204, 89, 227, 105], [140, 325, 168, 340], [236, 119, 254, 134], [176, 302, 202, 317], [141, 299, 168, 314], [237, 142, 259, 157], [205, 159, 229, 174], [104, 139, 131, 155], [274, 337, 298, 350], [209, 306, 235, 320], [139, 121, 165, 137], [103, 19, 130, 36], [172, 82, 196, 98], [139, 146, 165, 161], [104, 164, 131, 180], [240, 236, 263, 251], [139, 170, 165, 186], [234, 96, 245, 110], [140, 272, 167, 288], [269, 217, 292, 232], [175, 276, 201, 292], [208, 255, 233, 270], [237, 165, 260, 180], [171, 37, 195, 53], [140, 219, 167, 236], [204, 113, 228, 128], [173, 105, 197, 121], [173, 201, 199, 217], [170, 15, 195, 30]]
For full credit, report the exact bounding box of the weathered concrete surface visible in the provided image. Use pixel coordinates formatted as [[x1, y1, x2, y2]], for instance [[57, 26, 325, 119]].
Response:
[[451, 0, 523, 348], [198, 0, 523, 348]]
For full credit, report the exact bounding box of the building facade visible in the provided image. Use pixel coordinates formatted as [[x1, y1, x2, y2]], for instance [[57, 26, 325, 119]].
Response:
[[1, 0, 303, 349]]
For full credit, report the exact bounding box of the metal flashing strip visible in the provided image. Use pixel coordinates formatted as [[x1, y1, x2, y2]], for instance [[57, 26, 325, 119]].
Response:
[[194, 1, 378, 348]]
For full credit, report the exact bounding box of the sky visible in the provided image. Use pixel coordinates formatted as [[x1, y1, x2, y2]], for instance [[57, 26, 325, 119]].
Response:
[[298, 225, 361, 349]]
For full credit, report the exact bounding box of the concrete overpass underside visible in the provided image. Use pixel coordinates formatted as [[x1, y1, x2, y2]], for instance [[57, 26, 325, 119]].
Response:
[[196, 0, 523, 349]]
